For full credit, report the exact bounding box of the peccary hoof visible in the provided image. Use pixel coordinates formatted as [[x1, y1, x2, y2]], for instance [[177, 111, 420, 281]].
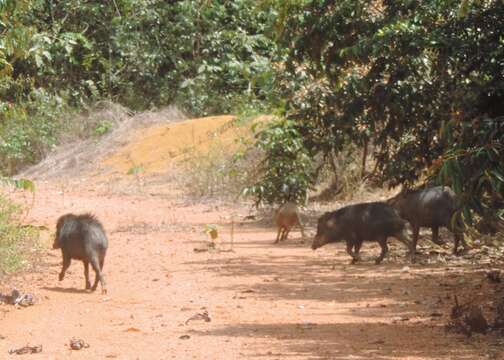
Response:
[[374, 258, 383, 265], [464, 305, 488, 334], [101, 288, 107, 295], [351, 255, 362, 264], [453, 248, 469, 256], [58, 273, 65, 281]]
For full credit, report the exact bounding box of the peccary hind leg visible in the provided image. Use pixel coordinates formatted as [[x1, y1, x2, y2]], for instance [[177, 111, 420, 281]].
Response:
[[375, 237, 388, 264], [83, 261, 91, 289], [90, 256, 107, 294], [59, 255, 71, 281]]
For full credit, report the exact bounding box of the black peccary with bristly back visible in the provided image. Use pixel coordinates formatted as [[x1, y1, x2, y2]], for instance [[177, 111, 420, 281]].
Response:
[[312, 202, 413, 264], [53, 213, 108, 294], [387, 186, 469, 255]]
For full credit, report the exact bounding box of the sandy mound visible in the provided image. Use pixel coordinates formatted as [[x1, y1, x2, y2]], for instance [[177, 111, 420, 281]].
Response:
[[102, 115, 247, 175], [21, 103, 270, 181], [21, 105, 187, 180]]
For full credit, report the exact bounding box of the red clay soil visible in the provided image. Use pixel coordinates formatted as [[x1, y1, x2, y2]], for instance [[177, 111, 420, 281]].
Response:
[[0, 176, 503, 360]]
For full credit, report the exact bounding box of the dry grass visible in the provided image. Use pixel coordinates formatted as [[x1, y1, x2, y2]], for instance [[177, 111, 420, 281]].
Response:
[[177, 140, 262, 200], [21, 104, 186, 180]]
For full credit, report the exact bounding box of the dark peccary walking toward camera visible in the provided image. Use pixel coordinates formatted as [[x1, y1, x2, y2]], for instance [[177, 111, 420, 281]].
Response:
[[53, 213, 108, 294], [387, 186, 468, 255], [274, 202, 306, 243], [312, 202, 413, 264]]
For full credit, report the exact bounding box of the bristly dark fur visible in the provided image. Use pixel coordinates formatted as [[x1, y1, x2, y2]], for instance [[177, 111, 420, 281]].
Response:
[[54, 213, 106, 249], [76, 213, 103, 226], [74, 213, 100, 223], [56, 213, 104, 227], [53, 212, 108, 294]]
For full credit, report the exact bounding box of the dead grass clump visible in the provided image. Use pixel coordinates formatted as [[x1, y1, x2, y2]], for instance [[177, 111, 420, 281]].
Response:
[[178, 140, 261, 199], [57, 101, 132, 142], [21, 104, 186, 180], [310, 146, 384, 203]]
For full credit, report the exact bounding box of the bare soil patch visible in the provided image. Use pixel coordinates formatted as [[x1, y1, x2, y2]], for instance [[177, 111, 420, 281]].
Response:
[[2, 113, 503, 359], [0, 176, 502, 359]]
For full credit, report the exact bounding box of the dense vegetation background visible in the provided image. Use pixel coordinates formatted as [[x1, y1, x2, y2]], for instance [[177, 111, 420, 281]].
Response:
[[1, 0, 503, 227]]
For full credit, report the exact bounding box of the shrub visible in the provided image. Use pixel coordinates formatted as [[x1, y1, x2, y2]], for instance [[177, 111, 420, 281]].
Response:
[[0, 195, 39, 274]]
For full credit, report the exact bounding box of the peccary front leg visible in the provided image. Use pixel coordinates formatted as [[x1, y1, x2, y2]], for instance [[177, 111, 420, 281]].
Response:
[[354, 241, 362, 256], [375, 237, 388, 264], [412, 224, 420, 254], [59, 255, 71, 281], [346, 241, 361, 264], [275, 227, 283, 244], [396, 229, 415, 263], [281, 228, 290, 241]]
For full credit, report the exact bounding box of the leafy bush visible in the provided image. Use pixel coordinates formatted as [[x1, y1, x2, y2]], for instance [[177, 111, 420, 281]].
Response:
[[0, 85, 69, 174], [258, 0, 504, 222], [242, 118, 315, 206], [0, 0, 280, 173]]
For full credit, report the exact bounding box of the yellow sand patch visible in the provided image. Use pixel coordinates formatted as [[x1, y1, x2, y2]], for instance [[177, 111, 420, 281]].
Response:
[[102, 115, 270, 175]]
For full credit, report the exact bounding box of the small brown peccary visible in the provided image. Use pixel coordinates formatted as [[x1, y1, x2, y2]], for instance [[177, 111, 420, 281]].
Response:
[[274, 202, 305, 243]]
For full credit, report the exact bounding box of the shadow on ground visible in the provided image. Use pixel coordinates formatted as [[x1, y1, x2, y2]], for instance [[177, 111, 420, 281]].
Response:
[[41, 286, 91, 294], [190, 322, 476, 360], [184, 233, 494, 359]]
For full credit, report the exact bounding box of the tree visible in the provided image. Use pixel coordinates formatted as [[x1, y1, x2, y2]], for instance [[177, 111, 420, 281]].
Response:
[[252, 0, 503, 221]]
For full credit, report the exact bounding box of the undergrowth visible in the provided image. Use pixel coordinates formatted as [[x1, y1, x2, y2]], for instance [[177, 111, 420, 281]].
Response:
[[179, 140, 261, 199], [177, 114, 264, 199], [177, 115, 376, 204], [0, 195, 39, 275], [311, 145, 376, 203]]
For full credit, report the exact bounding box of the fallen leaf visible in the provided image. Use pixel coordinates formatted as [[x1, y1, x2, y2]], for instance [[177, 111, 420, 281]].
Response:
[[125, 327, 141, 333]]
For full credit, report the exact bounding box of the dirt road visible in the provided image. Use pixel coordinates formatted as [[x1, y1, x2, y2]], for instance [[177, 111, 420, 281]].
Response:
[[0, 179, 500, 359]]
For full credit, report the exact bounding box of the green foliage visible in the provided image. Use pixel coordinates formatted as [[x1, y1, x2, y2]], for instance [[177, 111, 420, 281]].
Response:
[[127, 165, 144, 175], [259, 0, 504, 221], [2, 0, 278, 112], [0, 195, 38, 273], [143, 0, 279, 115], [0, 0, 279, 174], [0, 86, 69, 174], [0, 177, 35, 192], [94, 120, 113, 137], [242, 118, 314, 206], [434, 117, 504, 223]]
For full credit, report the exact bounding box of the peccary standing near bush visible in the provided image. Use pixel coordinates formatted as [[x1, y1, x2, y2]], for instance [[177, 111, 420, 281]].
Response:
[[387, 186, 468, 255], [274, 202, 305, 243], [53, 213, 108, 294], [312, 202, 413, 264]]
